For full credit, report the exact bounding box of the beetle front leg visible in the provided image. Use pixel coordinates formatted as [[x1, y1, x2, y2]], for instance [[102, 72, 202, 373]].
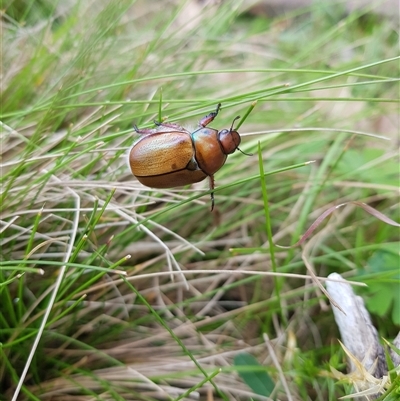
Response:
[[208, 174, 215, 211], [199, 103, 221, 127]]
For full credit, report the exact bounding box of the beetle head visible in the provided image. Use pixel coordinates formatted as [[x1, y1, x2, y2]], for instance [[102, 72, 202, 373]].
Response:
[[217, 115, 241, 154], [218, 128, 241, 154]]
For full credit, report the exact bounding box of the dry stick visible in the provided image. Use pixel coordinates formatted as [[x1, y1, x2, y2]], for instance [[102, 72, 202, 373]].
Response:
[[326, 273, 400, 399], [326, 273, 388, 377]]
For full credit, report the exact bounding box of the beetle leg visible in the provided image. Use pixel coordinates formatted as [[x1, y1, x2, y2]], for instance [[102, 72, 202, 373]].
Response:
[[208, 175, 215, 211], [199, 103, 222, 127], [154, 121, 187, 131], [133, 125, 156, 135]]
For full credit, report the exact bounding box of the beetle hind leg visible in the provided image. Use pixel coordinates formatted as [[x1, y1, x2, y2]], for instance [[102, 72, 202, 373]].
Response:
[[133, 124, 157, 135], [154, 121, 187, 131]]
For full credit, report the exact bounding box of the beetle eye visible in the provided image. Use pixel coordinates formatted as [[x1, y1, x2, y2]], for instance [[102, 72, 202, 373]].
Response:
[[218, 129, 241, 155]]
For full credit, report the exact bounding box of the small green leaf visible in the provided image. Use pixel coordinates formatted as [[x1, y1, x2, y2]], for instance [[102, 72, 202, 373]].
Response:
[[234, 353, 275, 397], [362, 250, 400, 324]]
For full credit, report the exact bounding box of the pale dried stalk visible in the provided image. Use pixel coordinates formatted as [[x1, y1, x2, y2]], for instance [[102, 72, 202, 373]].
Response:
[[326, 273, 387, 377], [326, 272, 399, 400]]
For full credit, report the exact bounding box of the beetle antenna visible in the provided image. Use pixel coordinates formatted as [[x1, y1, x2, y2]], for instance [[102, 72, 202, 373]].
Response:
[[133, 124, 139, 132], [230, 115, 241, 131], [238, 147, 253, 156], [231, 115, 252, 156]]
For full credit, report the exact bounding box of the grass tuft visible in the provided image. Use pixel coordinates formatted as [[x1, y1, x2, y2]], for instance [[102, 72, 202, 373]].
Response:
[[1, 0, 399, 400]]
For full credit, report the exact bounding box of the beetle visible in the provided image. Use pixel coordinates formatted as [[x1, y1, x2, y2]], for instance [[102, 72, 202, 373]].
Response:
[[128, 103, 245, 210]]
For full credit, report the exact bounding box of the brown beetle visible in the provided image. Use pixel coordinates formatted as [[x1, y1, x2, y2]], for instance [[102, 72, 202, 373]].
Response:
[[128, 103, 243, 210]]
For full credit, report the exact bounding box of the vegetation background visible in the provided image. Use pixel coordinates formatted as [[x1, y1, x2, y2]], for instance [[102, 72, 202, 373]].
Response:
[[1, 0, 399, 400]]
